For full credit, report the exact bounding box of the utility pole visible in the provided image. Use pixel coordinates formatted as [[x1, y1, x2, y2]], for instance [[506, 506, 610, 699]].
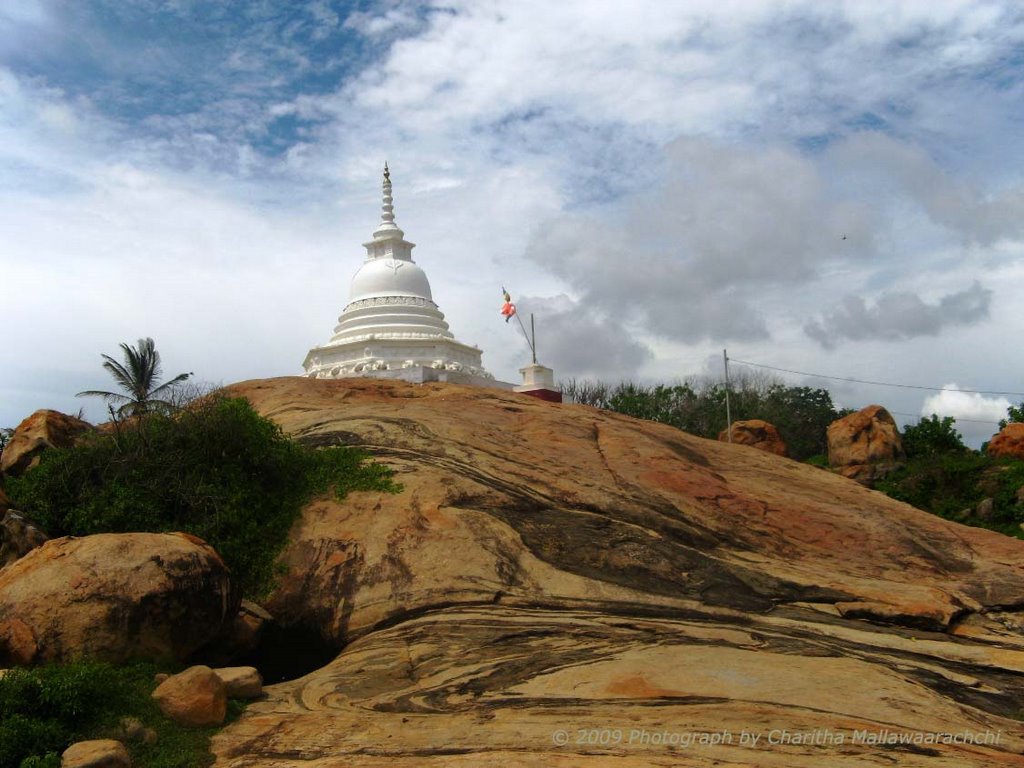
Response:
[[723, 349, 732, 443]]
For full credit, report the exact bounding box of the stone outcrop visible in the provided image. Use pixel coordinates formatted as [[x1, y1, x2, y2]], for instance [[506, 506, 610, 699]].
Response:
[[0, 485, 10, 514], [152, 665, 227, 727], [0, 409, 93, 477], [0, 532, 236, 665], [827, 404, 905, 484], [207, 377, 1024, 768], [61, 739, 131, 768], [0, 510, 48, 568], [987, 422, 1024, 460], [717, 418, 787, 455]]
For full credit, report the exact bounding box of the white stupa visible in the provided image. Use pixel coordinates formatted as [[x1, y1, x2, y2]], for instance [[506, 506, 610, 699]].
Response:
[[303, 165, 508, 388]]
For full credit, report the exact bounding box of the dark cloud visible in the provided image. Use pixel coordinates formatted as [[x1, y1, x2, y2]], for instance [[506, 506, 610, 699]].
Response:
[[803, 282, 992, 348], [827, 133, 1024, 246], [515, 295, 653, 379], [525, 137, 878, 344]]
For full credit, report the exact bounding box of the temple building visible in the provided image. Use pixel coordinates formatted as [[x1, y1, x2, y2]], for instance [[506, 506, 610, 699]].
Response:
[[303, 165, 508, 388]]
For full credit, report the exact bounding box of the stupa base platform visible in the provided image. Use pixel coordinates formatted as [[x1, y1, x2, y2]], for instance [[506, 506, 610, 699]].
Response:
[[309, 365, 515, 390]]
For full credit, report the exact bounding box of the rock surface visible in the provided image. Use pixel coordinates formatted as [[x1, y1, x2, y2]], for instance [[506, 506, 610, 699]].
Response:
[[988, 422, 1024, 460], [61, 739, 130, 768], [827, 404, 905, 484], [0, 509, 48, 568], [152, 665, 227, 727], [0, 409, 93, 477], [214, 666, 263, 699], [209, 377, 1024, 768], [717, 418, 787, 456], [0, 532, 236, 665]]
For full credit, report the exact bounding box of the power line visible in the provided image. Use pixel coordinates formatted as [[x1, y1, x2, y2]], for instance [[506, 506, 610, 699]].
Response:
[[728, 357, 1024, 398], [888, 410, 1001, 426]]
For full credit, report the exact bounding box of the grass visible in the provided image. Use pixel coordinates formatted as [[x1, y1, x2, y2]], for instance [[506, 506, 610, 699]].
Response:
[[0, 662, 245, 768]]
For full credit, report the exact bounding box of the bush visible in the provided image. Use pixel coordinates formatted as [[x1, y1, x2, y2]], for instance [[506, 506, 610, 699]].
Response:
[[901, 414, 966, 458], [0, 661, 244, 768], [6, 395, 398, 598], [876, 453, 1024, 538]]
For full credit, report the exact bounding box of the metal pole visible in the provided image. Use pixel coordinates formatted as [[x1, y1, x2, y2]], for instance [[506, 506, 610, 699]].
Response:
[[531, 313, 537, 364], [723, 349, 732, 443], [514, 310, 535, 361]]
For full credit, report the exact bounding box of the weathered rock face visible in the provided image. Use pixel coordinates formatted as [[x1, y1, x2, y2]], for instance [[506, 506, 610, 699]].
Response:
[[0, 532, 237, 665], [0, 409, 93, 477], [988, 422, 1024, 460], [717, 418, 787, 456], [211, 377, 1024, 768], [0, 486, 10, 514], [0, 510, 49, 569], [827, 404, 905, 484]]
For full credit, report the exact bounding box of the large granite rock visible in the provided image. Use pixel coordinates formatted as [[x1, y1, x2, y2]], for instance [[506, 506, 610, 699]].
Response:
[[209, 377, 1024, 768], [827, 404, 905, 484], [717, 418, 787, 456], [0, 532, 237, 665], [988, 422, 1024, 460], [0, 409, 94, 477]]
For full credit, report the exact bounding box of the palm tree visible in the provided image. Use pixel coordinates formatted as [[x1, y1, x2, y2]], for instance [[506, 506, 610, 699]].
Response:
[[77, 338, 193, 417]]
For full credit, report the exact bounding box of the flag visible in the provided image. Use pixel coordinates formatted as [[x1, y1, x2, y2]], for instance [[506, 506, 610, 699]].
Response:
[[500, 287, 516, 323]]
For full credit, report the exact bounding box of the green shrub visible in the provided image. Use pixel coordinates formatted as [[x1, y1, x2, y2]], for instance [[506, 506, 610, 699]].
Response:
[[901, 414, 966, 458], [6, 395, 398, 598], [876, 453, 1024, 538], [0, 661, 243, 768]]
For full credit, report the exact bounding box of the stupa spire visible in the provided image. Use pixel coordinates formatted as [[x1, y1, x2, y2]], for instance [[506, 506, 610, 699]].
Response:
[[374, 161, 402, 239]]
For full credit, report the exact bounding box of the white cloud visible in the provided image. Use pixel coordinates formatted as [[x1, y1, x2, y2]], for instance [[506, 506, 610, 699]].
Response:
[[920, 384, 1011, 446]]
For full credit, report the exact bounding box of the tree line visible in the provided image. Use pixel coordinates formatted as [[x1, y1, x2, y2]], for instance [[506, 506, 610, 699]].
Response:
[[561, 372, 852, 462]]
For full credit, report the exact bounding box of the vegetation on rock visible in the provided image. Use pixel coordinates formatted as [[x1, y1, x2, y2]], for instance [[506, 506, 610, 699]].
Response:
[[0, 661, 243, 768], [5, 395, 399, 598], [999, 401, 1024, 430]]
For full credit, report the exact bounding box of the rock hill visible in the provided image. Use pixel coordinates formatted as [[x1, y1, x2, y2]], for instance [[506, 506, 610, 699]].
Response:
[[207, 377, 1024, 767]]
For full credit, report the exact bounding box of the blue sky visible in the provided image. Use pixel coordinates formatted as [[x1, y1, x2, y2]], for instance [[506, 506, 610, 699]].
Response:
[[3, 0, 1024, 446]]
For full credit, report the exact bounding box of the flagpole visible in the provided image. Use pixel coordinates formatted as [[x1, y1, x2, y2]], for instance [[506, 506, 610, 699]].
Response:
[[515, 310, 535, 361]]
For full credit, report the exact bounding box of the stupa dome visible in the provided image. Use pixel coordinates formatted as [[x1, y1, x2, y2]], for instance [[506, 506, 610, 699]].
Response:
[[349, 257, 433, 302]]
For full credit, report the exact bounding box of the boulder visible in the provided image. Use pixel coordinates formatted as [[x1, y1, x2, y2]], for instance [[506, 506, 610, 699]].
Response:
[[152, 665, 227, 727], [214, 666, 263, 699], [987, 422, 1024, 460], [0, 532, 237, 666], [718, 419, 787, 456], [827, 404, 905, 484], [61, 739, 130, 768], [0, 485, 10, 513], [0, 409, 94, 477], [0, 509, 49, 568]]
